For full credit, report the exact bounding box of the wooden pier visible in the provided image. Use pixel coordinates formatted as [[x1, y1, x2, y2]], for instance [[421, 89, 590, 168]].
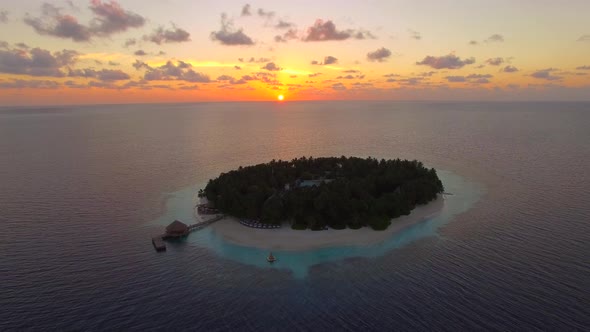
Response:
[[152, 236, 166, 252], [152, 214, 224, 252], [187, 214, 224, 232]]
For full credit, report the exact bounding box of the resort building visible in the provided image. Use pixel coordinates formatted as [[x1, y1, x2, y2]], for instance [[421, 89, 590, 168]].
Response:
[[297, 178, 333, 188], [164, 220, 189, 238]]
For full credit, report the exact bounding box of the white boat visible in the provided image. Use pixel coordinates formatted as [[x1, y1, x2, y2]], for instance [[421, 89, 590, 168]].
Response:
[[267, 252, 276, 263]]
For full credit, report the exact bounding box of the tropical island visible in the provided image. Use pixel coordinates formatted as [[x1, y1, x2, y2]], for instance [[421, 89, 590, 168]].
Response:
[[200, 156, 443, 231]]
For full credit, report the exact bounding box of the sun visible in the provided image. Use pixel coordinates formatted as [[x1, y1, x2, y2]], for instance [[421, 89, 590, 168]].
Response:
[[277, 94, 284, 101]]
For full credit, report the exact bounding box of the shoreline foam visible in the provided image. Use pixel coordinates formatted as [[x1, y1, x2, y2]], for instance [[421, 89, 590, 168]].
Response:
[[208, 197, 444, 251]]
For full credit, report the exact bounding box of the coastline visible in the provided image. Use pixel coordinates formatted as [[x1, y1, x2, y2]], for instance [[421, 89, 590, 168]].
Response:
[[208, 197, 444, 251]]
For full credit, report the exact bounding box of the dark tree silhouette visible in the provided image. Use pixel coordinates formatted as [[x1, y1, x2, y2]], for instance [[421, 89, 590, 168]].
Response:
[[202, 156, 443, 230]]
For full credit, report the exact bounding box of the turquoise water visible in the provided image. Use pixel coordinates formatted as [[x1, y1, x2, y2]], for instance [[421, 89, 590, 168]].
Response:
[[151, 170, 482, 278]]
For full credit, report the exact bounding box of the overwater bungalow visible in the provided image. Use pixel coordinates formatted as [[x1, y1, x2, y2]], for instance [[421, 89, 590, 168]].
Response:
[[164, 220, 189, 238]]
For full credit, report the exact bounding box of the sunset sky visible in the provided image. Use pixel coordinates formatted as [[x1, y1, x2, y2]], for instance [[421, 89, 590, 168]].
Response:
[[1, 0, 589, 105]]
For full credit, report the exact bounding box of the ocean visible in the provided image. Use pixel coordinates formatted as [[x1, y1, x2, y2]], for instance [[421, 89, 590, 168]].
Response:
[[1, 101, 589, 330]]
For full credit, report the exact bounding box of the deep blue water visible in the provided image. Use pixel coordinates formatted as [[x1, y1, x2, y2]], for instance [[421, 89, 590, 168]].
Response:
[[1, 101, 589, 330]]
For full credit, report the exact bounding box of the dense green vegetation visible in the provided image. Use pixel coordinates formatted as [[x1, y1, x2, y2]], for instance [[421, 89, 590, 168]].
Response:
[[201, 156, 443, 231]]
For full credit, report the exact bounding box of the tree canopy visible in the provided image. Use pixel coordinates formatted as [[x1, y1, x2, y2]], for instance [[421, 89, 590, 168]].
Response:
[[202, 156, 443, 231]]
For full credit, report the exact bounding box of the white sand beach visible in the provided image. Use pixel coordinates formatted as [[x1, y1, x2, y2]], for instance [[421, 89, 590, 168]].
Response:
[[208, 197, 444, 251]]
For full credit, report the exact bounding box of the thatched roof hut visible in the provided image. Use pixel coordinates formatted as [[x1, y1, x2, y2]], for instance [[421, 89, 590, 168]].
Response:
[[165, 220, 189, 237]]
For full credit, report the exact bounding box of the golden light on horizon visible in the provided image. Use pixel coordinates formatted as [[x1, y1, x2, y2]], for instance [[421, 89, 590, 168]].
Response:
[[278, 95, 284, 101]]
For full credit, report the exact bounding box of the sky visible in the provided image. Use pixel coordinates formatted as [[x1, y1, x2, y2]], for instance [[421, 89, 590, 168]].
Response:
[[0, 0, 589, 105]]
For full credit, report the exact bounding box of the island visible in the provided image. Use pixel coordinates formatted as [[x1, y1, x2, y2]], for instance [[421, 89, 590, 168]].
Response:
[[200, 156, 443, 232]]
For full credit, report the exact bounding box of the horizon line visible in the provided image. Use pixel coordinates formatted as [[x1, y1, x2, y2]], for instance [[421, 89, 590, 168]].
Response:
[[2, 99, 590, 108]]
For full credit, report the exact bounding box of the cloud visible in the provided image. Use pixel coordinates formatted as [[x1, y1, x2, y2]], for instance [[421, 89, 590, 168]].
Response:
[[134, 50, 147, 56], [446, 76, 466, 82], [398, 77, 425, 86], [211, 14, 254, 45], [24, 4, 92, 42], [144, 25, 190, 44], [416, 54, 475, 69], [367, 47, 392, 62], [419, 71, 436, 77], [216, 74, 248, 85], [0, 46, 78, 77], [469, 40, 478, 45], [332, 82, 346, 90], [312, 56, 338, 65], [234, 65, 241, 70], [445, 74, 492, 83], [466, 74, 492, 79], [123, 38, 136, 47], [336, 74, 364, 80], [241, 4, 251, 16], [95, 69, 129, 80], [531, 68, 562, 81], [68, 68, 130, 81], [176, 69, 210, 83], [408, 29, 421, 40], [24, 1, 145, 42], [257, 8, 275, 19], [308, 72, 321, 77], [15, 43, 29, 49], [503, 65, 518, 73], [88, 0, 145, 35], [230, 78, 247, 85], [353, 30, 375, 40], [351, 82, 373, 89], [576, 65, 590, 70], [247, 71, 280, 85], [64, 80, 87, 88], [484, 34, 504, 43], [238, 57, 271, 63], [323, 56, 338, 65], [0, 79, 60, 89], [132, 59, 150, 70], [274, 29, 298, 42], [303, 19, 374, 41], [275, 20, 294, 29], [141, 60, 212, 83], [88, 80, 117, 89], [108, 61, 119, 66], [0, 10, 8, 23], [343, 69, 361, 74], [261, 62, 281, 71], [486, 57, 504, 66], [178, 84, 199, 90], [577, 35, 590, 42], [472, 78, 490, 84]]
